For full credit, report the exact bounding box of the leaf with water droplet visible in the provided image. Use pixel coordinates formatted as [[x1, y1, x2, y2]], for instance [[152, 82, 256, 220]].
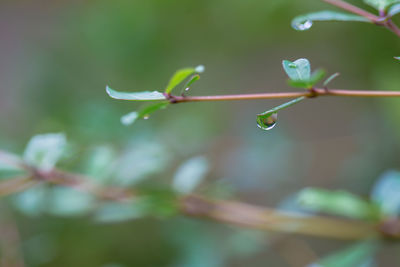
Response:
[[164, 65, 204, 94], [256, 97, 305, 131], [106, 86, 166, 101], [323, 72, 340, 87], [282, 58, 311, 81], [182, 74, 200, 94], [364, 0, 400, 11], [292, 11, 369, 31], [121, 102, 169, 126]]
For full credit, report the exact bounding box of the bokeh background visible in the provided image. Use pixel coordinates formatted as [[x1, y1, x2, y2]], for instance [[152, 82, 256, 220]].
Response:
[[1, 0, 400, 266]]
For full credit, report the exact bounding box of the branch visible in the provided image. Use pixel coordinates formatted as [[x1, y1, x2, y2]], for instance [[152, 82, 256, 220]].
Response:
[[0, 162, 384, 240], [171, 88, 400, 103], [323, 0, 400, 38]]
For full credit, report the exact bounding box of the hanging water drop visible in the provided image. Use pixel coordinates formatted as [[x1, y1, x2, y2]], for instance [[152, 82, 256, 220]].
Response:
[[256, 113, 278, 131], [294, 20, 313, 31], [143, 114, 150, 120], [185, 87, 190, 91]]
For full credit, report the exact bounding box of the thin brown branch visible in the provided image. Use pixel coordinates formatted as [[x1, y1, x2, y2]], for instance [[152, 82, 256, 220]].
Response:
[[323, 0, 380, 22], [171, 88, 400, 103]]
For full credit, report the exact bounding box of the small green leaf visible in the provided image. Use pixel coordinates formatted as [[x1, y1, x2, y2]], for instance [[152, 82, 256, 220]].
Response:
[[106, 86, 166, 101], [388, 3, 400, 16], [94, 201, 145, 223], [297, 188, 379, 220], [0, 151, 23, 172], [288, 69, 326, 89], [282, 58, 311, 81], [323, 72, 340, 87], [364, 0, 400, 11], [371, 170, 400, 216], [47, 187, 94, 217], [395, 56, 400, 61], [164, 65, 204, 94], [173, 156, 209, 194], [120, 102, 169, 126], [23, 133, 67, 171], [256, 97, 305, 131], [292, 11, 369, 31], [311, 241, 378, 267]]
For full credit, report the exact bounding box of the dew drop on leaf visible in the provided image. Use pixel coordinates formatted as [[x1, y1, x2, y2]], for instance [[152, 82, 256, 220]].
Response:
[[143, 114, 150, 120], [256, 113, 278, 131], [293, 20, 313, 31]]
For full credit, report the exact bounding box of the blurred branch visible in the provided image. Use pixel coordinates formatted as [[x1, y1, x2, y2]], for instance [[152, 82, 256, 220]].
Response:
[[0, 153, 387, 240], [170, 88, 400, 103]]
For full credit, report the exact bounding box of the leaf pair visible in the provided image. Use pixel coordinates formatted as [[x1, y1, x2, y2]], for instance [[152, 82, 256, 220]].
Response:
[[106, 65, 204, 126], [282, 58, 326, 89]]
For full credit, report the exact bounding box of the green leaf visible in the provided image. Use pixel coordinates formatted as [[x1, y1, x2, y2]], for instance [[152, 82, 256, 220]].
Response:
[[364, 0, 400, 11], [371, 170, 400, 216], [297, 188, 379, 220], [12, 184, 47, 217], [106, 86, 166, 101], [395, 56, 400, 61], [46, 187, 94, 217], [282, 58, 311, 81], [288, 69, 326, 89], [183, 74, 201, 91], [310, 241, 378, 267], [164, 65, 204, 94], [388, 3, 400, 16], [292, 11, 369, 31], [23, 133, 67, 171], [0, 151, 23, 172], [120, 102, 169, 126], [94, 201, 146, 223], [256, 97, 305, 131], [172, 156, 209, 194]]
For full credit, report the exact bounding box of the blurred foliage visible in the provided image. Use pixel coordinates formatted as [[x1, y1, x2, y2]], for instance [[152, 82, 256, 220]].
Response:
[[1, 0, 400, 266]]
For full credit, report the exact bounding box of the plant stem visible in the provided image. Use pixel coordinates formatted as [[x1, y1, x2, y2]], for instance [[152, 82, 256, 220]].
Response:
[[323, 0, 400, 38], [323, 0, 380, 22], [171, 88, 400, 103]]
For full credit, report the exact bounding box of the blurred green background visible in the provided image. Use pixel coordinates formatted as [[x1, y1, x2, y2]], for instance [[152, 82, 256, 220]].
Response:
[[1, 0, 400, 266]]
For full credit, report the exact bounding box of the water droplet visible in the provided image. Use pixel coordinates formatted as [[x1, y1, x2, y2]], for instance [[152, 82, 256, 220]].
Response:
[[294, 20, 313, 31], [143, 114, 150, 120], [288, 63, 297, 68], [185, 87, 190, 91], [256, 113, 278, 131]]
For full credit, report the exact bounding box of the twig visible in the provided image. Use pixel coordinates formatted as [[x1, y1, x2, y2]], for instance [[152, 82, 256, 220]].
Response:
[[170, 88, 400, 103]]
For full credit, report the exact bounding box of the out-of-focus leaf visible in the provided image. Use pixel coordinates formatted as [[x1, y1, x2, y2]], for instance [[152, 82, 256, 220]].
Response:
[[83, 146, 116, 182], [227, 230, 267, 257], [173, 156, 209, 194], [309, 241, 378, 267], [23, 133, 67, 171], [256, 97, 305, 131], [288, 69, 326, 88], [388, 3, 400, 16], [121, 102, 169, 126], [371, 170, 400, 216], [394, 56, 400, 61], [106, 86, 166, 101], [46, 187, 94, 217], [0, 151, 23, 172], [113, 141, 170, 186], [297, 188, 379, 220], [165, 65, 204, 94], [292, 11, 369, 31], [136, 188, 179, 217], [364, 0, 400, 11], [94, 201, 145, 223], [282, 58, 311, 81], [183, 74, 201, 91], [12, 184, 47, 216]]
